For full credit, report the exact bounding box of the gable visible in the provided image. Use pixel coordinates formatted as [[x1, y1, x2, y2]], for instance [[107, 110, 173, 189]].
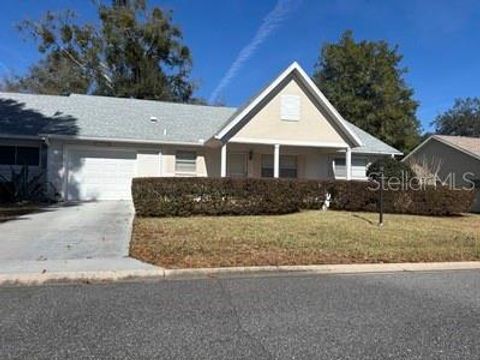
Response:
[[404, 137, 480, 184], [215, 62, 362, 147], [229, 77, 350, 147]]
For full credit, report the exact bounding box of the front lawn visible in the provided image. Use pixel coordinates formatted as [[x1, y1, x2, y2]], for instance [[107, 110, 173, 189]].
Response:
[[130, 211, 480, 268]]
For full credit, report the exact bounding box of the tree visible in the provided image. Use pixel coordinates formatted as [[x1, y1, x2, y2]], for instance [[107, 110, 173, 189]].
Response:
[[3, 52, 89, 95], [313, 31, 420, 153], [7, 0, 195, 102], [367, 157, 414, 182], [433, 97, 480, 137]]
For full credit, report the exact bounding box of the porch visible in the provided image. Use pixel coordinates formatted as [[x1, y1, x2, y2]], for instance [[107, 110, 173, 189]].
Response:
[[217, 141, 362, 181]]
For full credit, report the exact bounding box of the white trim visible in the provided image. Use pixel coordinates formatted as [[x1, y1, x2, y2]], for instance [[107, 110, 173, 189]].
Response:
[[346, 147, 352, 181], [229, 137, 349, 148], [352, 150, 403, 156], [403, 135, 480, 163], [214, 62, 362, 147], [220, 144, 227, 177], [43, 134, 205, 147], [274, 144, 280, 178]]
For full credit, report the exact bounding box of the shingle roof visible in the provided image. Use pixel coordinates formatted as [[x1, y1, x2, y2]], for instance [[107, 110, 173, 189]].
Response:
[[345, 121, 403, 155], [0, 92, 401, 154], [434, 135, 480, 160], [0, 92, 236, 144]]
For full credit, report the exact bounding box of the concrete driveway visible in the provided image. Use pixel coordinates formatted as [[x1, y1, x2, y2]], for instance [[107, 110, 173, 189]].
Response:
[[0, 201, 134, 261]]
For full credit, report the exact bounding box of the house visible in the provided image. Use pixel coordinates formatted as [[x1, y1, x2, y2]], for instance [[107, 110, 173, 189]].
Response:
[[0, 62, 401, 201], [403, 135, 480, 212]]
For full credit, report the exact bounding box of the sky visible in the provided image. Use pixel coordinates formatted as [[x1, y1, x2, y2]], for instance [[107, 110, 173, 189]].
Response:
[[0, 0, 479, 133]]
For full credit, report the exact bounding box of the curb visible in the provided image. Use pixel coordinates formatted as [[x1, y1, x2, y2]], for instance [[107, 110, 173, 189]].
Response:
[[2, 261, 480, 286], [0, 268, 166, 286], [163, 261, 480, 279]]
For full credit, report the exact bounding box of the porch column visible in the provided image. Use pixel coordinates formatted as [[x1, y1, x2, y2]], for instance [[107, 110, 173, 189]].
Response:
[[346, 147, 352, 180], [221, 143, 227, 177], [274, 144, 280, 178]]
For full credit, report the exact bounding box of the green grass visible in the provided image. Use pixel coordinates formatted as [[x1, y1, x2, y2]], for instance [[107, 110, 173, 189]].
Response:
[[130, 210, 480, 268]]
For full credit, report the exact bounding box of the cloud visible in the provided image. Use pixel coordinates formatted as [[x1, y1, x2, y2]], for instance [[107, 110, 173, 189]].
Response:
[[209, 0, 300, 104]]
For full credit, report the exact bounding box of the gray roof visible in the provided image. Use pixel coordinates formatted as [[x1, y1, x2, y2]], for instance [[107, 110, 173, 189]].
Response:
[[0, 92, 401, 154], [345, 121, 403, 155]]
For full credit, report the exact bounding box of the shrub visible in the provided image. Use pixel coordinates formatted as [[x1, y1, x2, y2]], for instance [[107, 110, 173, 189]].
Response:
[[132, 177, 301, 217], [132, 177, 475, 217], [0, 166, 55, 203], [367, 157, 415, 182]]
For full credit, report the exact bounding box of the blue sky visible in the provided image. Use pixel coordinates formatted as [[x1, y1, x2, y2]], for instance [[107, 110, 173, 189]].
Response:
[[1, 0, 479, 133]]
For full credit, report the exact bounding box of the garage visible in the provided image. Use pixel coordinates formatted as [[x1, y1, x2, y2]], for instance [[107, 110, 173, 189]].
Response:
[[66, 147, 137, 201]]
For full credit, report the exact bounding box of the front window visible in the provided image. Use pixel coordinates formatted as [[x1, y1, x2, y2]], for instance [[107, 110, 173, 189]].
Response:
[[175, 151, 197, 174], [333, 158, 346, 178], [0, 145, 40, 166], [261, 155, 297, 178]]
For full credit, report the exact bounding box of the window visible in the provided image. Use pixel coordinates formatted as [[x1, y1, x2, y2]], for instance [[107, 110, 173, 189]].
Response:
[[333, 158, 346, 178], [280, 155, 297, 178], [0, 146, 16, 165], [333, 157, 367, 179], [261, 155, 274, 178], [0, 145, 40, 166], [175, 151, 197, 173], [261, 155, 297, 178], [281, 95, 301, 121], [228, 153, 247, 178]]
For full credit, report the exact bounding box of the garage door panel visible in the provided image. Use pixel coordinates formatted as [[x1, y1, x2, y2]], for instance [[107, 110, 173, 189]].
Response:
[[67, 148, 137, 201]]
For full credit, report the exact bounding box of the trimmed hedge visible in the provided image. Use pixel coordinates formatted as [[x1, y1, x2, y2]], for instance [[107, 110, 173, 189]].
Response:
[[292, 180, 475, 215], [132, 177, 300, 217], [132, 177, 475, 217]]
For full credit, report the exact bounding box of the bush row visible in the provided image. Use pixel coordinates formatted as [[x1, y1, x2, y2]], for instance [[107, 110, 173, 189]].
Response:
[[132, 178, 299, 217], [132, 177, 476, 217]]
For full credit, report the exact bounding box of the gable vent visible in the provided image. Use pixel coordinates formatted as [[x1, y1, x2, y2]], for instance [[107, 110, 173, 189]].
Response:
[[281, 94, 300, 121]]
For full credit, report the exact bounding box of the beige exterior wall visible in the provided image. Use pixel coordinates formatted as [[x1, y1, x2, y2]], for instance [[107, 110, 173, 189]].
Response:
[[405, 139, 480, 212], [137, 151, 161, 177], [230, 78, 348, 146]]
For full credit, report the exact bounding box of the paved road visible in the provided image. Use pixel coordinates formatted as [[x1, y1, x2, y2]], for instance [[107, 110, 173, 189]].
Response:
[[1, 271, 480, 359], [0, 201, 133, 261]]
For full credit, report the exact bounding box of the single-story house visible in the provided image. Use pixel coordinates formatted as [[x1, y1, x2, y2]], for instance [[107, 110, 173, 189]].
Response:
[[0, 62, 401, 201], [403, 135, 480, 212]]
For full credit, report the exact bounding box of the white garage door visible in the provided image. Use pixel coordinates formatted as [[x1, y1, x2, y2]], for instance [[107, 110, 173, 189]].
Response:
[[66, 148, 137, 201]]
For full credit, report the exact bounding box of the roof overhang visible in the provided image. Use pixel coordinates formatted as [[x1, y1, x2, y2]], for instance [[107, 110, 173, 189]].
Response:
[[213, 62, 363, 147], [0, 133, 45, 141], [41, 134, 206, 147]]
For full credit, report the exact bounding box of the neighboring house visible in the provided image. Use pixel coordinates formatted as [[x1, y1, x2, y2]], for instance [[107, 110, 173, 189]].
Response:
[[403, 135, 480, 212], [0, 62, 401, 201]]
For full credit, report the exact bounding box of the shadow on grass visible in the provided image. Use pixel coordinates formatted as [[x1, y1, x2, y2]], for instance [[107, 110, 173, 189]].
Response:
[[351, 213, 376, 226]]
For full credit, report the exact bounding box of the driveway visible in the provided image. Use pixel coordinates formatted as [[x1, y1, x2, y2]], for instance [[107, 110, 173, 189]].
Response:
[[0, 201, 134, 261]]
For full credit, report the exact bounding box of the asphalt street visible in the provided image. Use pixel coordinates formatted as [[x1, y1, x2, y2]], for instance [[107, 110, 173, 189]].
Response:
[[1, 271, 479, 359]]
